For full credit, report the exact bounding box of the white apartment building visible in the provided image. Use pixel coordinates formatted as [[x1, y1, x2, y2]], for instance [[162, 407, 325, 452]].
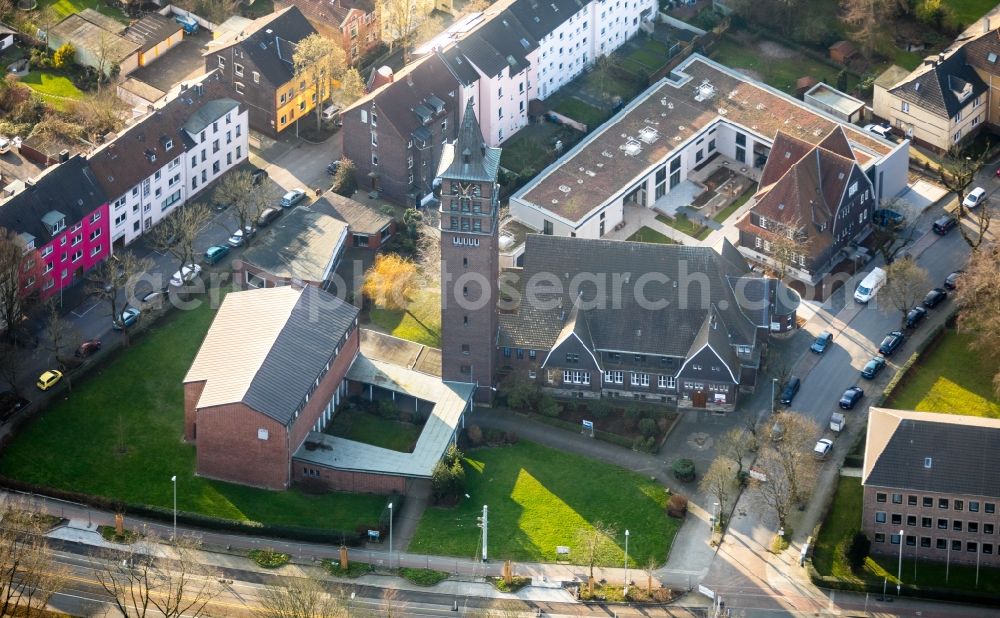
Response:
[[89, 73, 249, 248], [438, 0, 656, 147]]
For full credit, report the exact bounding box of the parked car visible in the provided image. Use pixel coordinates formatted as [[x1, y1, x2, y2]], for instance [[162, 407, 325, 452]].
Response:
[[74, 338, 102, 358], [203, 245, 231, 265], [0, 137, 10, 154], [279, 188, 307, 208], [258, 207, 282, 227], [839, 386, 865, 410], [813, 438, 834, 459], [963, 186, 986, 209], [779, 376, 800, 405], [905, 306, 928, 329], [923, 287, 948, 308], [327, 160, 342, 175], [863, 123, 892, 139], [0, 391, 28, 420], [227, 227, 257, 247], [932, 215, 958, 235], [141, 287, 168, 308], [36, 370, 63, 391], [944, 270, 963, 290], [861, 356, 886, 379], [810, 331, 833, 354], [879, 330, 906, 356], [169, 264, 202, 287], [873, 208, 905, 229], [250, 167, 268, 186], [113, 307, 141, 330]]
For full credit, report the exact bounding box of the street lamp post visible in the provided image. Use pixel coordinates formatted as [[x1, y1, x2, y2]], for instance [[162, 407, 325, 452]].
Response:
[[771, 378, 778, 416], [388, 502, 393, 569], [623, 529, 630, 597], [170, 475, 177, 541], [897, 529, 904, 596], [712, 502, 719, 533]]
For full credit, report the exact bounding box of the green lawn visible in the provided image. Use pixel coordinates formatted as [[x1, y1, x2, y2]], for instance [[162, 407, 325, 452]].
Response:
[[500, 131, 551, 177], [328, 409, 421, 453], [552, 97, 607, 128], [949, 0, 997, 26], [814, 477, 1000, 594], [710, 37, 858, 93], [20, 71, 83, 109], [655, 213, 711, 240], [886, 330, 1000, 418], [0, 294, 385, 531], [368, 288, 441, 348], [409, 442, 677, 565], [38, 0, 127, 22], [627, 226, 676, 244], [712, 184, 757, 224]]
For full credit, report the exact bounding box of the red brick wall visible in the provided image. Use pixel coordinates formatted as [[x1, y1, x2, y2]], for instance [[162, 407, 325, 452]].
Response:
[[288, 326, 360, 451], [184, 381, 206, 442], [233, 260, 323, 290], [293, 463, 407, 494], [195, 403, 290, 490]]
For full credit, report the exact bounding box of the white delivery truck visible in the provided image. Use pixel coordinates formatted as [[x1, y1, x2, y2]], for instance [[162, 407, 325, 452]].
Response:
[[854, 267, 886, 303]]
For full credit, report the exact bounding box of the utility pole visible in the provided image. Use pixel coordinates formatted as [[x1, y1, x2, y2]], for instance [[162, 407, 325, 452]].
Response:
[[477, 504, 488, 562]]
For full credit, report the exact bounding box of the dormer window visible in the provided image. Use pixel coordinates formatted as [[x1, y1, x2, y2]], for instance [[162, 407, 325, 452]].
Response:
[[18, 233, 35, 253], [164, 139, 173, 151], [42, 211, 66, 236]]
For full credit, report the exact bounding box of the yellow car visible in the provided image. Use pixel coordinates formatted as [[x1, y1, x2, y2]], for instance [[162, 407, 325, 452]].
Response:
[[36, 370, 63, 391]]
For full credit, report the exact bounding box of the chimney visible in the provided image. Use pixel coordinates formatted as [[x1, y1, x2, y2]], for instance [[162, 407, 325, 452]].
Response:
[[938, 51, 946, 64], [369, 66, 394, 89], [984, 17, 991, 33]]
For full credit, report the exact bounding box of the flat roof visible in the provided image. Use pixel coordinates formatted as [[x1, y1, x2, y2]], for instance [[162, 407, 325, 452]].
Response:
[[293, 355, 473, 477], [804, 82, 865, 115], [241, 205, 348, 282], [360, 329, 442, 377], [515, 54, 894, 225], [311, 192, 393, 236]]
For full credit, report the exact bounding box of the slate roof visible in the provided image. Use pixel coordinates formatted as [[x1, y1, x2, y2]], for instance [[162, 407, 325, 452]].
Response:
[[438, 46, 481, 86], [738, 127, 860, 260], [863, 408, 1000, 498], [213, 7, 316, 87], [437, 100, 501, 182], [498, 235, 762, 358], [185, 285, 359, 426], [88, 73, 235, 200], [888, 47, 988, 119], [962, 28, 1000, 74], [0, 155, 107, 244], [278, 0, 375, 28]]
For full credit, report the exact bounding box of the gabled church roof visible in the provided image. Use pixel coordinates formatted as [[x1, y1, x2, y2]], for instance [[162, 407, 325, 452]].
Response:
[[436, 100, 501, 182]]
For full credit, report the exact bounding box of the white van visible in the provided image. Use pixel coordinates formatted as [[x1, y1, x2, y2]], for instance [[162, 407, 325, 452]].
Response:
[[321, 104, 340, 122], [853, 267, 886, 303]]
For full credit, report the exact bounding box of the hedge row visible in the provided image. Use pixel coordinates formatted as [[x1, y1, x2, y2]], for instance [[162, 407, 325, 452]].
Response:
[[875, 315, 954, 408], [807, 562, 1000, 606], [531, 415, 635, 449], [0, 476, 367, 546]]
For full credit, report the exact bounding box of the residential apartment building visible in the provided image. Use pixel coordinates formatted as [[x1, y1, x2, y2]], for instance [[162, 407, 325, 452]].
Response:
[[0, 155, 109, 299], [873, 21, 1000, 151], [273, 0, 380, 63], [207, 7, 327, 136], [496, 236, 798, 410], [88, 72, 248, 247], [863, 408, 1000, 568], [509, 55, 908, 263], [342, 54, 461, 205], [735, 127, 876, 284]]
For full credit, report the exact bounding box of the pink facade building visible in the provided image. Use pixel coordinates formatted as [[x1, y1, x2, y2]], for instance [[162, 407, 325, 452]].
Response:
[[0, 155, 110, 299]]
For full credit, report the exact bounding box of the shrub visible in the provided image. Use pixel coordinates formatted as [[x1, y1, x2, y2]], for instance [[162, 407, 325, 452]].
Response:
[[483, 428, 504, 445], [466, 424, 484, 445], [332, 157, 357, 196], [624, 407, 643, 421], [505, 379, 541, 411], [638, 417, 657, 437], [667, 494, 688, 518], [374, 399, 397, 419], [52, 43, 76, 69], [399, 567, 449, 586], [249, 548, 291, 568], [537, 395, 561, 418], [504, 431, 519, 444], [846, 531, 871, 571], [431, 445, 466, 505], [672, 458, 695, 482], [492, 576, 531, 592], [622, 416, 638, 432], [588, 399, 612, 419], [398, 410, 413, 423]]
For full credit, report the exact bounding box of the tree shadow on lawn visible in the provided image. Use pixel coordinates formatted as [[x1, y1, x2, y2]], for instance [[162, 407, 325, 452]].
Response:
[[412, 443, 672, 565]]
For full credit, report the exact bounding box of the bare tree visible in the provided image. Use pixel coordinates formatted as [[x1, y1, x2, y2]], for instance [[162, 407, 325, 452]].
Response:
[[93, 530, 222, 618], [293, 34, 346, 130], [758, 217, 811, 283], [760, 412, 819, 504], [750, 448, 797, 529], [416, 222, 441, 285], [956, 246, 1000, 397], [764, 345, 794, 401], [0, 227, 44, 343], [42, 300, 80, 384], [882, 258, 930, 328], [0, 341, 28, 394], [840, 0, 896, 56], [700, 457, 736, 531], [68, 89, 128, 142], [378, 0, 435, 62], [939, 147, 993, 250], [380, 587, 404, 618], [573, 521, 619, 592], [0, 495, 70, 616], [213, 170, 269, 246], [87, 252, 151, 347], [870, 198, 920, 264], [148, 203, 212, 286], [254, 573, 346, 618], [717, 427, 755, 478]]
